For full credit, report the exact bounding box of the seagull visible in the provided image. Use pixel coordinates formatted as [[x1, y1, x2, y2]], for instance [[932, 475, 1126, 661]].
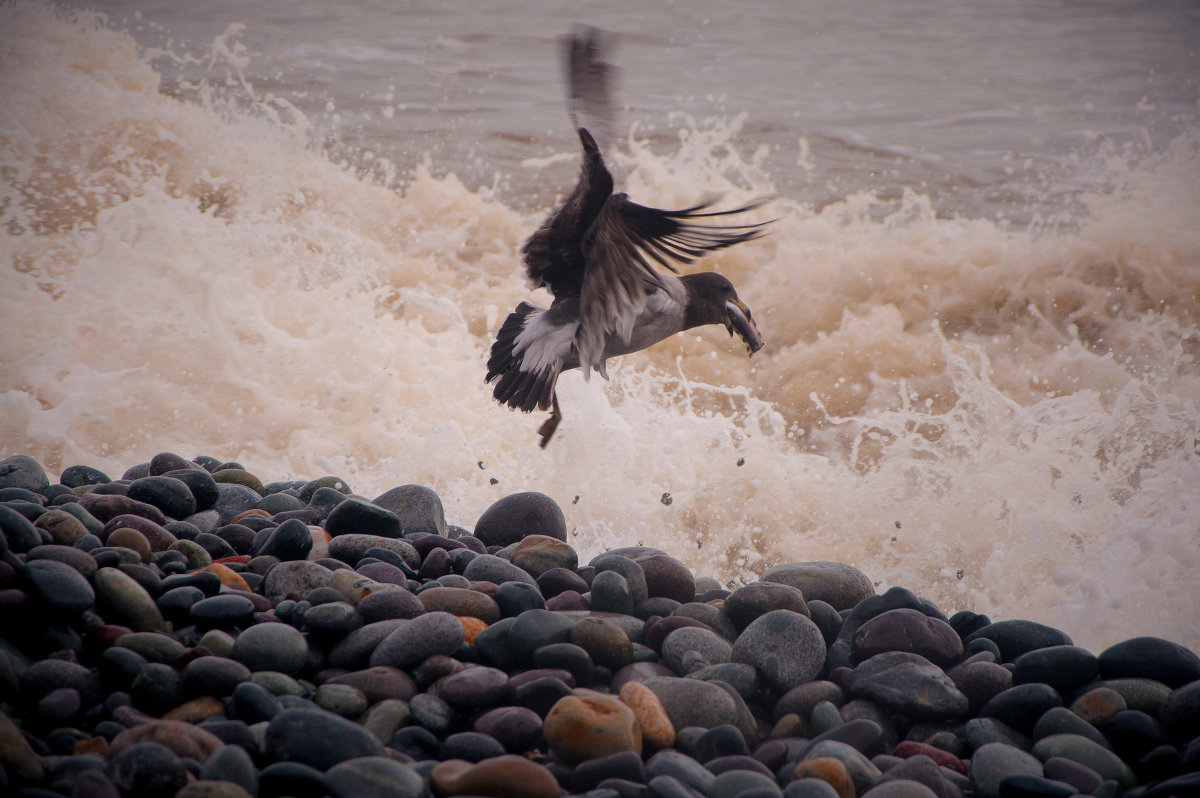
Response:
[[486, 27, 768, 447]]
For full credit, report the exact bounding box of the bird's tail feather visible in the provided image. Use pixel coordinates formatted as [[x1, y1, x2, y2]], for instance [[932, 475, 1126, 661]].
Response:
[[486, 303, 561, 412]]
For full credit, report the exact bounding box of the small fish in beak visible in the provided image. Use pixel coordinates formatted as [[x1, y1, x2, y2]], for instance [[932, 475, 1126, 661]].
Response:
[[724, 298, 764, 355]]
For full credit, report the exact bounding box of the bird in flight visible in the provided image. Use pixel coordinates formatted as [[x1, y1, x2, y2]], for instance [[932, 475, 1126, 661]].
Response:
[[486, 27, 768, 447]]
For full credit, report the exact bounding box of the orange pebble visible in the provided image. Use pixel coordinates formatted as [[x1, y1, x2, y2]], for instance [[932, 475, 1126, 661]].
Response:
[[458, 616, 487, 646], [199, 562, 251, 592]]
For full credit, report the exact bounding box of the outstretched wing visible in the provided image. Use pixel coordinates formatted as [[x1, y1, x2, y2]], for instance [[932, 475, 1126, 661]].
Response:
[[563, 26, 616, 154], [574, 194, 770, 379]]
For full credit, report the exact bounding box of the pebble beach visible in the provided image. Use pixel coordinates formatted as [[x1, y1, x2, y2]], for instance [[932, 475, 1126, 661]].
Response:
[[1, 452, 1198, 798]]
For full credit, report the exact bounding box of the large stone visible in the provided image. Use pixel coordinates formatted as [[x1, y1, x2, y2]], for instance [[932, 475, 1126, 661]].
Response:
[[231, 622, 308, 675], [94, 566, 165, 631], [324, 756, 424, 798], [108, 741, 190, 796], [328, 534, 419, 569], [0, 710, 44, 782], [963, 620, 1072, 662], [968, 742, 1043, 798], [23, 558, 95, 614], [852, 608, 962, 668], [325, 498, 402, 538], [759, 562, 874, 610], [1097, 636, 1200, 688], [264, 708, 385, 770], [126, 476, 198, 520], [261, 560, 334, 602], [645, 676, 738, 730], [544, 693, 642, 763], [510, 535, 578, 578], [369, 611, 464, 669], [0, 454, 49, 490], [372, 484, 446, 536], [429, 755, 561, 798], [732, 609, 825, 692], [109, 719, 225, 761], [1031, 734, 1136, 787], [848, 652, 968, 720], [474, 492, 566, 548]]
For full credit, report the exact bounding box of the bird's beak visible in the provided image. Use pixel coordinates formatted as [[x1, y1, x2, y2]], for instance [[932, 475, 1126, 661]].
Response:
[[724, 298, 763, 355]]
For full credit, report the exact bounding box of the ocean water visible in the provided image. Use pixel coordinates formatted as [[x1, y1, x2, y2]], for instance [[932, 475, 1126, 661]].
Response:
[[2, 0, 1198, 652]]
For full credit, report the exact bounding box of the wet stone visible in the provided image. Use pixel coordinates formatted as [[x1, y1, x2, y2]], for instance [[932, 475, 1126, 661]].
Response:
[[733, 609, 826, 693], [231, 621, 308, 675], [253, 518, 313, 561], [410, 692, 455, 734], [440, 730, 507, 762], [544, 692, 642, 763], [325, 497, 402, 538], [571, 616, 634, 671], [963, 620, 1072, 663], [759, 561, 875, 610], [963, 717, 1033, 752], [980, 683, 1064, 735], [495, 580, 548, 616], [1032, 734, 1136, 787], [107, 741, 190, 797], [324, 755, 424, 798], [473, 704, 544, 753], [182, 656, 251, 698], [35, 508, 91, 546], [510, 534, 578, 577], [1011, 645, 1098, 694], [373, 483, 446, 536], [725, 582, 810, 631], [662, 626, 732, 673], [94, 566, 165, 631], [162, 469, 220, 513], [948, 659, 1012, 714], [60, 463, 112, 488], [853, 608, 963, 668], [462, 552, 538, 586], [125, 476, 197, 520], [538, 566, 590, 598], [968, 742, 1044, 798], [849, 652, 968, 721], [262, 560, 334, 602], [474, 491, 567, 547], [1031, 707, 1110, 749], [130, 662, 185, 716], [190, 594, 256, 630], [439, 665, 509, 707], [1069, 686, 1126, 726], [315, 682, 368, 717], [1097, 636, 1200, 688], [369, 611, 465, 669], [263, 707, 385, 770], [23, 558, 95, 614], [646, 676, 737, 731]]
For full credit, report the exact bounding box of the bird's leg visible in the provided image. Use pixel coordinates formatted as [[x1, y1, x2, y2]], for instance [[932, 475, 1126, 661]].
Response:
[[537, 392, 563, 448]]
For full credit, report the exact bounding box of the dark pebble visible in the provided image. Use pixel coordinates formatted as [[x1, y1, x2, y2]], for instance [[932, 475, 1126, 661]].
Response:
[[473, 491, 566, 547], [125, 476, 197, 520], [963, 620, 1073, 662], [980, 683, 1064, 734], [190, 594, 256, 630], [1098, 636, 1200, 688], [263, 707, 385, 770]]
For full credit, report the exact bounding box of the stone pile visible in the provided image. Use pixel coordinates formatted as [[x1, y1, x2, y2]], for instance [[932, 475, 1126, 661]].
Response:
[[0, 452, 1198, 798]]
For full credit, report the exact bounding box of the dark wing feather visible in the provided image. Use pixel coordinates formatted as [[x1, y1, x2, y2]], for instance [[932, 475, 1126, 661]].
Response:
[[563, 27, 616, 154], [574, 193, 770, 378]]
